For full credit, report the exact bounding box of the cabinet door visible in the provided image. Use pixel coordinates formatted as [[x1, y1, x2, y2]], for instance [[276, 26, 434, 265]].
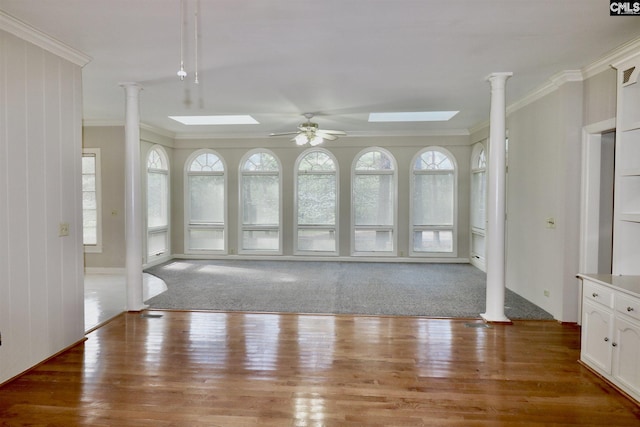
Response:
[[582, 300, 614, 374], [612, 316, 640, 397]]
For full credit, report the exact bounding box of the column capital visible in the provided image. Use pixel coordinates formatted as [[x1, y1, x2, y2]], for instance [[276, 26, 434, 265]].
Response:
[[485, 72, 513, 82], [119, 82, 143, 92]]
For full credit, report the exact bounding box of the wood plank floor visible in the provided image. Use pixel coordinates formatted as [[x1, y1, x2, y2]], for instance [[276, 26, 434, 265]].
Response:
[[1, 311, 639, 426]]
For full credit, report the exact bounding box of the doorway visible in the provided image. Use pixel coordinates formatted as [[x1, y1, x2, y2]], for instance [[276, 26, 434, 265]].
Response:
[[580, 121, 616, 275]]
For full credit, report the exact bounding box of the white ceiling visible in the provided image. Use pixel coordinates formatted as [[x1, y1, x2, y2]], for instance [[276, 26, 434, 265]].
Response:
[[2, 0, 640, 138]]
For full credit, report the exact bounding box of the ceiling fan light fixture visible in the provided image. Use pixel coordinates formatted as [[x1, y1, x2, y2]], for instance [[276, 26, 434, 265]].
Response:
[[309, 136, 324, 146], [295, 134, 308, 145]]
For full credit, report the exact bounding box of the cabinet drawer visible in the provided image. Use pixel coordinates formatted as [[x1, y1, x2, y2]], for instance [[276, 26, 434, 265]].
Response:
[[615, 293, 640, 322], [583, 280, 614, 308]]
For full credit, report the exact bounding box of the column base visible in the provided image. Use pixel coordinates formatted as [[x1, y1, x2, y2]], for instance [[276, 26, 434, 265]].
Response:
[[127, 304, 149, 313], [480, 312, 512, 324]]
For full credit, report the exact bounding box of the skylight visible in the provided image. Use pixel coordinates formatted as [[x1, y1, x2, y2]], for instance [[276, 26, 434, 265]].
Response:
[[169, 115, 259, 125], [368, 111, 459, 122]]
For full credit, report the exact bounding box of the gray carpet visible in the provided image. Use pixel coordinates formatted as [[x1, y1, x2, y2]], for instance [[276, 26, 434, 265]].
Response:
[[144, 259, 554, 319]]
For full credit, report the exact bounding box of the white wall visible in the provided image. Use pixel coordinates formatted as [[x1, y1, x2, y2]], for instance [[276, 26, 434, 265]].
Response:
[[471, 72, 617, 322], [0, 28, 86, 383], [83, 126, 126, 269]]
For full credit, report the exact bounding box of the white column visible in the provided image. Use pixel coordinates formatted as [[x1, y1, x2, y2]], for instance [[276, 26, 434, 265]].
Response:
[[481, 72, 512, 323], [120, 82, 146, 312]]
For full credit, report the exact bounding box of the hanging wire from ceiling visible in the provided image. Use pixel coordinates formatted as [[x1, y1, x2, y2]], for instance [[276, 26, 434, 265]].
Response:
[[177, 0, 187, 81], [194, 0, 199, 84], [177, 0, 200, 84]]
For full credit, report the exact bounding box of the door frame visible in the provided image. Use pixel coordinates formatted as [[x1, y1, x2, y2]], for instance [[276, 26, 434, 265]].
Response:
[[579, 118, 616, 322]]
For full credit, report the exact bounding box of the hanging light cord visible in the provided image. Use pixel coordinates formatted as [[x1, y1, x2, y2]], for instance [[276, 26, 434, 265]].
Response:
[[194, 0, 199, 84], [177, 0, 187, 80]]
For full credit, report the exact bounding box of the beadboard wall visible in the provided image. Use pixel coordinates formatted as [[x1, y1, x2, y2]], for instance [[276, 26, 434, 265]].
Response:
[[0, 27, 87, 384]]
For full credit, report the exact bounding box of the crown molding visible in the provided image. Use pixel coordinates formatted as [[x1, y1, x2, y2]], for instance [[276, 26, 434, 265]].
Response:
[[0, 11, 91, 67], [140, 123, 176, 139], [585, 36, 640, 77], [468, 37, 640, 134]]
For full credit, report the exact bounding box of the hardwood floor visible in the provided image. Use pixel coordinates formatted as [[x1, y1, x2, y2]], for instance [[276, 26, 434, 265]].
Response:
[[1, 311, 639, 426]]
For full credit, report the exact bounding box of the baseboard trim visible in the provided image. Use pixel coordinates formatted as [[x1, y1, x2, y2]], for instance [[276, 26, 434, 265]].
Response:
[[0, 336, 88, 388], [84, 267, 126, 275], [171, 254, 471, 264]]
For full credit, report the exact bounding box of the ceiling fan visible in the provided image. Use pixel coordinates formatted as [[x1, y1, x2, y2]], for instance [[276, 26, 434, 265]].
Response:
[[269, 113, 346, 146]]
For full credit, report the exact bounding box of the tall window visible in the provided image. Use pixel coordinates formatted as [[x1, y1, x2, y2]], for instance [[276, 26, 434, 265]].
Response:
[[185, 150, 226, 253], [82, 148, 101, 253], [147, 146, 169, 261], [240, 150, 281, 253], [295, 149, 338, 254], [352, 148, 396, 255], [470, 143, 487, 268], [411, 147, 456, 255]]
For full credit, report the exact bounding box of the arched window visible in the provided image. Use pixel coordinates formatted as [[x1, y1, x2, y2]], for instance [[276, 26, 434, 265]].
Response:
[[470, 143, 487, 269], [352, 148, 397, 255], [411, 147, 457, 255], [147, 146, 169, 261], [295, 149, 338, 254], [185, 150, 226, 253], [239, 150, 281, 253]]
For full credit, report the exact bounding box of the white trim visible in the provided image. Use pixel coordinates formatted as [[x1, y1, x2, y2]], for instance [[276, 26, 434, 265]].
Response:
[[578, 119, 617, 325], [172, 128, 470, 140], [82, 148, 102, 253], [184, 149, 228, 255], [141, 123, 177, 139], [84, 267, 126, 275], [470, 142, 487, 271], [145, 145, 171, 263], [238, 149, 283, 255], [579, 119, 617, 274], [143, 254, 173, 269], [0, 11, 91, 66], [351, 147, 398, 256], [587, 37, 640, 78], [171, 253, 471, 264]]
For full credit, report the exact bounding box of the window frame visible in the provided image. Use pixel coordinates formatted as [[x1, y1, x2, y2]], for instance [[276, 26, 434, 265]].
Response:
[[82, 148, 102, 253], [409, 146, 458, 257], [238, 148, 283, 255], [470, 142, 487, 269], [294, 148, 339, 256], [145, 145, 170, 263], [350, 147, 398, 257], [184, 149, 228, 255]]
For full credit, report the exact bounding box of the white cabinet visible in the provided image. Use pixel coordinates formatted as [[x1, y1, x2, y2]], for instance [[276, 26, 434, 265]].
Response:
[[579, 275, 640, 403], [582, 300, 613, 374], [613, 316, 640, 397]]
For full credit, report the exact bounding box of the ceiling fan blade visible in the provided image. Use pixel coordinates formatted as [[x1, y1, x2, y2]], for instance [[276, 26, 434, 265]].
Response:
[[269, 131, 300, 137], [317, 133, 338, 141], [318, 129, 346, 135]]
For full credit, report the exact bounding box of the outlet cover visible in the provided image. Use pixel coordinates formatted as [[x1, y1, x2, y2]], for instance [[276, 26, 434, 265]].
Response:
[[59, 222, 70, 236]]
